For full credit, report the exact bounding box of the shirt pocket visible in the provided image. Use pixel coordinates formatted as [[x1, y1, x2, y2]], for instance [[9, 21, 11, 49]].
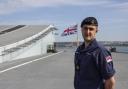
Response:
[[80, 53, 99, 79]]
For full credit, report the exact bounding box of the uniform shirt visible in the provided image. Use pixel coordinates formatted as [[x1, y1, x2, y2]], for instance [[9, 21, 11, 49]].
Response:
[[74, 39, 115, 89]]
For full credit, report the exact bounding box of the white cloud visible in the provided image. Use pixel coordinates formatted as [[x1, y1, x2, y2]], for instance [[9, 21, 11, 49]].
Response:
[[0, 0, 26, 15], [17, 0, 110, 7], [106, 2, 128, 12], [0, 0, 110, 15], [1, 0, 128, 15]]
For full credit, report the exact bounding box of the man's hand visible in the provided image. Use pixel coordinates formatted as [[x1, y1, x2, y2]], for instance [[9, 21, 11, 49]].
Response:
[[105, 76, 115, 89]]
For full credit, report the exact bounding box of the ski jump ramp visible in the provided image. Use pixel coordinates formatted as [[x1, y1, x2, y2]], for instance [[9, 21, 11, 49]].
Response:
[[0, 25, 57, 63]]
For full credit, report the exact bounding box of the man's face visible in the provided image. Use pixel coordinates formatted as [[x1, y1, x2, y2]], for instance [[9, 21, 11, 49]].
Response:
[[81, 25, 98, 42]]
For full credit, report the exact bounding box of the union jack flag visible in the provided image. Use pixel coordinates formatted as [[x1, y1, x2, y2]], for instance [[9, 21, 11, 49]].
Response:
[[61, 25, 77, 36]]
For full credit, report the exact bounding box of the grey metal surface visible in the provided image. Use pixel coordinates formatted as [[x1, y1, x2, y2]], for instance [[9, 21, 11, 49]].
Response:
[[0, 25, 49, 47], [113, 52, 128, 89], [0, 47, 127, 89], [0, 48, 74, 89]]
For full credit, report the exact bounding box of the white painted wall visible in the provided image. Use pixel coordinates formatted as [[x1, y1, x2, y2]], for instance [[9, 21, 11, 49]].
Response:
[[14, 31, 55, 59]]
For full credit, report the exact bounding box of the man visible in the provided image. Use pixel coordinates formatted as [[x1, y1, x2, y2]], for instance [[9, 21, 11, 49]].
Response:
[[74, 17, 116, 89]]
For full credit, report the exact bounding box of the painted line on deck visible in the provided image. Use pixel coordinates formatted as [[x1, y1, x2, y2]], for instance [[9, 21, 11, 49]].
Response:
[[0, 51, 64, 74]]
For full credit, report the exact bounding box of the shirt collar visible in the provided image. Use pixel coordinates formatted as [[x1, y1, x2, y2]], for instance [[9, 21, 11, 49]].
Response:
[[78, 39, 99, 53]]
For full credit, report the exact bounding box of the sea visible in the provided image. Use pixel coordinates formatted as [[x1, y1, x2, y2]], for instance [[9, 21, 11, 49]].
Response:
[[106, 46, 128, 53], [115, 46, 128, 53]]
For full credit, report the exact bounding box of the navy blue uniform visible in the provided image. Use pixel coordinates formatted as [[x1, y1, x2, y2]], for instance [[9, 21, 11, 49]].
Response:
[[74, 39, 115, 89]]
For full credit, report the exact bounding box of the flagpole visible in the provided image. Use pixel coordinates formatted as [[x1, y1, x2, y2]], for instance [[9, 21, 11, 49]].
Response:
[[76, 24, 79, 47]]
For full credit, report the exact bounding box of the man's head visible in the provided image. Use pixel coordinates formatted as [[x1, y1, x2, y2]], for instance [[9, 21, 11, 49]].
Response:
[[81, 17, 98, 43]]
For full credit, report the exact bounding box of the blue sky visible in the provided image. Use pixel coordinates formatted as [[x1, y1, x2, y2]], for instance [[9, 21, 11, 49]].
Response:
[[0, 0, 128, 42]]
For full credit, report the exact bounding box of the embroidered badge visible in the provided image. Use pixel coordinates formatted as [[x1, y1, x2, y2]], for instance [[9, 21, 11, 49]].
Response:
[[105, 56, 112, 63]]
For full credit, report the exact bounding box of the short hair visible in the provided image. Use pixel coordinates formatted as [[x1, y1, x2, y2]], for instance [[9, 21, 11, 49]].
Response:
[[81, 17, 98, 27]]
